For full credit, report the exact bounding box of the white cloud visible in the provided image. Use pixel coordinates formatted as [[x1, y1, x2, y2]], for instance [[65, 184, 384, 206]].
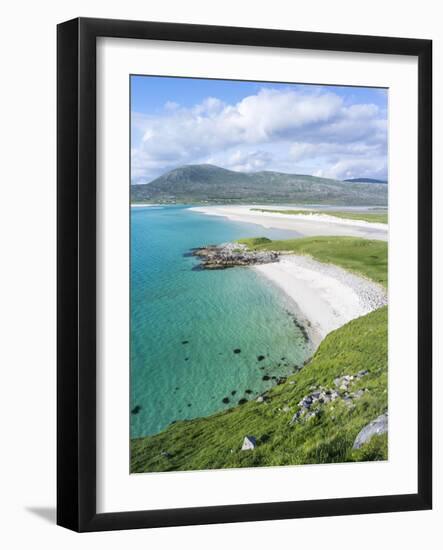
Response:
[[131, 87, 387, 183]]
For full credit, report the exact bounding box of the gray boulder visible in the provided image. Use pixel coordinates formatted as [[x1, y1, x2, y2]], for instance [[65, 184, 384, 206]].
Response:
[[353, 413, 388, 449], [241, 435, 257, 451]]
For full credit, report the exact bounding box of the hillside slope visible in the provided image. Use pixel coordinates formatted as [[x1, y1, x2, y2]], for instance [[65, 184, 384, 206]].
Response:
[[131, 237, 388, 472], [131, 164, 388, 206]]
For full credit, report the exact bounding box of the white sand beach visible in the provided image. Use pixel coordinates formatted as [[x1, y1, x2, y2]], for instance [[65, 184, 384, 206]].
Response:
[[254, 255, 387, 347], [131, 203, 162, 207], [191, 205, 388, 241]]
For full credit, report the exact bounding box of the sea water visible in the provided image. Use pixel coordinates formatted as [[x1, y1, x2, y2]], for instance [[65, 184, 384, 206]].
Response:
[[131, 205, 311, 437]]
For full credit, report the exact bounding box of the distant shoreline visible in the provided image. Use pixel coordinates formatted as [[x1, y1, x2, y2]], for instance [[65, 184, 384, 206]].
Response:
[[191, 205, 388, 241]]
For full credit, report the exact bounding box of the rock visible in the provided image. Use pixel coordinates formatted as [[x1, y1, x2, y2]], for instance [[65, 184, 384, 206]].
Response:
[[276, 377, 287, 385], [241, 435, 257, 451], [257, 355, 265, 361], [289, 380, 296, 385], [192, 243, 280, 270], [131, 405, 142, 415], [300, 396, 313, 408], [238, 398, 248, 405], [256, 396, 264, 403], [245, 389, 252, 394], [262, 375, 270, 381], [353, 413, 388, 449], [282, 405, 291, 413], [290, 410, 304, 425], [222, 397, 230, 404], [231, 390, 237, 396], [181, 340, 189, 344], [160, 450, 172, 458], [357, 369, 369, 378], [233, 348, 241, 354]]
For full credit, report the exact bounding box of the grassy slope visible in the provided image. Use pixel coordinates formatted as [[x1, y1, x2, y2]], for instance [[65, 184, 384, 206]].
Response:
[[131, 237, 388, 473], [251, 208, 388, 224]]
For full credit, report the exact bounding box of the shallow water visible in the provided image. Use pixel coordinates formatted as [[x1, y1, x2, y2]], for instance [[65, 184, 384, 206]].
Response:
[[130, 205, 311, 437]]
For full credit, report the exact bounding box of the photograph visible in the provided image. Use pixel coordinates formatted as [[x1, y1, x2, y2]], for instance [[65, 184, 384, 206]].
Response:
[[129, 75, 389, 473]]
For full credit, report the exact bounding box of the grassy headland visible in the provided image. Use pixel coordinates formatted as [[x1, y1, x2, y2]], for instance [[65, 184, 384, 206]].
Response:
[[131, 236, 388, 472], [237, 236, 387, 287], [251, 208, 388, 224]]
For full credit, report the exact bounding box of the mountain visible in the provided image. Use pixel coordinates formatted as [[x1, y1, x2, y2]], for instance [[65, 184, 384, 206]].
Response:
[[131, 164, 388, 206], [344, 177, 388, 184]]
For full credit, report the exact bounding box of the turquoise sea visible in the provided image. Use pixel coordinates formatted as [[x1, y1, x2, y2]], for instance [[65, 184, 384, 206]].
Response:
[[131, 206, 312, 438]]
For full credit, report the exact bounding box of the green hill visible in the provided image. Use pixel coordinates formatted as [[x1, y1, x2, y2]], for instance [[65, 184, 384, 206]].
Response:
[[131, 164, 388, 206]]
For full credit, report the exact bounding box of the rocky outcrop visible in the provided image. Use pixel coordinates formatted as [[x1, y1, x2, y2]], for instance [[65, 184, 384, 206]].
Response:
[[289, 370, 371, 425], [192, 242, 279, 269], [353, 413, 388, 449]]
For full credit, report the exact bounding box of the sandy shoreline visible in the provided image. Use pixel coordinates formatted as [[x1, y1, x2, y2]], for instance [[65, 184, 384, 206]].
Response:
[[131, 203, 162, 207], [254, 255, 387, 347], [191, 205, 388, 241]]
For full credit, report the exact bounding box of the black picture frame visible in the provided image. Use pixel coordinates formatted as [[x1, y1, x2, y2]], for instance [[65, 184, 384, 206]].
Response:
[[57, 17, 432, 532]]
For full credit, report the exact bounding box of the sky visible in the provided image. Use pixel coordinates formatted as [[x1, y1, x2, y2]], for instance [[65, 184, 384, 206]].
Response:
[[131, 75, 388, 184]]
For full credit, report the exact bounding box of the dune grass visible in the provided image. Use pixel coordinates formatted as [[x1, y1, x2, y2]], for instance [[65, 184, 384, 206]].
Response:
[[251, 208, 388, 224]]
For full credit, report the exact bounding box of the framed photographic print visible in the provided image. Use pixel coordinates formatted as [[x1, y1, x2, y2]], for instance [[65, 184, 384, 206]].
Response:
[[57, 17, 432, 532]]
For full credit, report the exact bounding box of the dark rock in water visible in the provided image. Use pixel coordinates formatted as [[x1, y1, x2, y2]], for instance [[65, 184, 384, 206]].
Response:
[[245, 389, 252, 394], [238, 398, 248, 405], [184, 357, 189, 361], [131, 405, 141, 415], [231, 390, 237, 396], [187, 403, 192, 407], [353, 413, 388, 449], [222, 397, 230, 404], [271, 376, 277, 380], [262, 375, 270, 381], [182, 340, 189, 345], [233, 348, 241, 354], [281, 357, 286, 361], [257, 355, 265, 362]]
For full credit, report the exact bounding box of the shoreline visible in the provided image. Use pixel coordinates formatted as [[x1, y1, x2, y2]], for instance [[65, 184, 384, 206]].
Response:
[[254, 255, 387, 348], [191, 205, 388, 241]]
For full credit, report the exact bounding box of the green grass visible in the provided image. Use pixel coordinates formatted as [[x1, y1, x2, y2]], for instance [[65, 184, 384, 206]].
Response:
[[131, 306, 388, 472], [237, 236, 387, 287], [251, 208, 388, 224], [131, 236, 388, 472]]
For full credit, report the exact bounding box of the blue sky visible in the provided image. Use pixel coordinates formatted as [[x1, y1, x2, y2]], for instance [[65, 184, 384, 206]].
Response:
[[131, 75, 388, 184]]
